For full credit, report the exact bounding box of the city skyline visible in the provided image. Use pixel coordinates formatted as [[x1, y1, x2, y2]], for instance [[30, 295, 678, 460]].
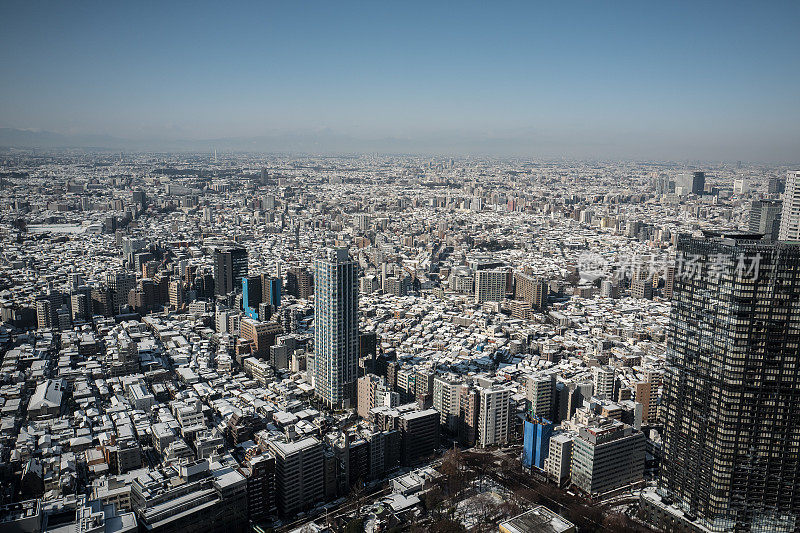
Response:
[[2, 150, 799, 532], [4, 2, 800, 531]]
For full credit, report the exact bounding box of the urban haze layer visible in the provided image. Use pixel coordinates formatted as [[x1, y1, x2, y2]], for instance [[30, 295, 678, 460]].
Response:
[[1, 151, 799, 533]]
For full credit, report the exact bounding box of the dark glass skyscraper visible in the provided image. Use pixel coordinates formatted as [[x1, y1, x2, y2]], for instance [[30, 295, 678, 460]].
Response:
[[659, 232, 800, 532], [213, 246, 248, 296], [691, 171, 706, 195], [748, 199, 782, 242], [242, 275, 262, 320]]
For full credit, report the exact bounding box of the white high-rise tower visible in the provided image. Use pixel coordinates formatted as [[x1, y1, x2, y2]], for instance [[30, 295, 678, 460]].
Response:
[[778, 171, 800, 240], [314, 248, 358, 409]]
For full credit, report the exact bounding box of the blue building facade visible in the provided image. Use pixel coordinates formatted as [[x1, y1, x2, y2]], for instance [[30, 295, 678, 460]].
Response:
[[522, 416, 554, 470], [243, 275, 281, 320], [267, 276, 282, 309], [242, 276, 261, 320]]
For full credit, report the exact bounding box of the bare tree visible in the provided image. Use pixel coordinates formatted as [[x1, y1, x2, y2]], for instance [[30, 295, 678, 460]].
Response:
[[440, 447, 467, 499], [423, 486, 446, 518], [472, 493, 499, 533]]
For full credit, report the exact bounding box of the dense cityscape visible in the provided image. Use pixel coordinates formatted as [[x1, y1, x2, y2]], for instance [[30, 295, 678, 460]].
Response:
[[0, 151, 797, 533], [3, 1, 800, 532]]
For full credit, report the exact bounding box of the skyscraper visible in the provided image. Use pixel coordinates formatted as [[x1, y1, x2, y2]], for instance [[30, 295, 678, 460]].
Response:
[[314, 248, 358, 409], [676, 171, 706, 196], [778, 171, 800, 241], [213, 246, 248, 296], [691, 171, 706, 195], [262, 274, 281, 310], [242, 275, 262, 320], [748, 199, 782, 241], [769, 177, 787, 195], [657, 232, 800, 532]]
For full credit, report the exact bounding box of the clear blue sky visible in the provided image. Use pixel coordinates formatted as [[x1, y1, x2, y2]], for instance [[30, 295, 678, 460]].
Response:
[[1, 1, 799, 160]]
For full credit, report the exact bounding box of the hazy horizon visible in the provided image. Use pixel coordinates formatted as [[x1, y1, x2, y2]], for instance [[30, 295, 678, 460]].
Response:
[[2, 1, 799, 162]]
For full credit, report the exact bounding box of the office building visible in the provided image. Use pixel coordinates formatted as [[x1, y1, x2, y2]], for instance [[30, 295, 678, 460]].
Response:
[[91, 287, 113, 317], [384, 275, 411, 297], [268, 437, 324, 518], [571, 419, 645, 496], [269, 334, 297, 369], [631, 277, 653, 299], [691, 171, 706, 195], [674, 171, 706, 196], [658, 233, 800, 532], [242, 275, 262, 320], [35, 298, 54, 329], [240, 318, 282, 359], [213, 246, 248, 296], [449, 266, 474, 294], [314, 248, 359, 409], [634, 381, 657, 425], [70, 291, 91, 322], [600, 279, 618, 299], [433, 374, 463, 434], [241, 454, 275, 524], [414, 368, 434, 405], [733, 178, 749, 195], [748, 199, 782, 241], [122, 237, 147, 267], [105, 438, 142, 475], [399, 408, 439, 465], [107, 271, 136, 313], [355, 213, 370, 231], [544, 433, 574, 486], [458, 383, 480, 447], [769, 177, 786, 195], [168, 280, 183, 311], [0, 500, 42, 532], [357, 373, 385, 419], [262, 274, 282, 309], [360, 274, 380, 294], [130, 460, 246, 533], [499, 507, 576, 533], [662, 265, 676, 299]]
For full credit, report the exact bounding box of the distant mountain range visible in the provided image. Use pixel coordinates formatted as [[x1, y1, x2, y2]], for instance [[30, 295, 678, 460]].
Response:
[[2, 127, 796, 162], [0, 127, 526, 155], [0, 128, 121, 149], [0, 127, 278, 152]]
